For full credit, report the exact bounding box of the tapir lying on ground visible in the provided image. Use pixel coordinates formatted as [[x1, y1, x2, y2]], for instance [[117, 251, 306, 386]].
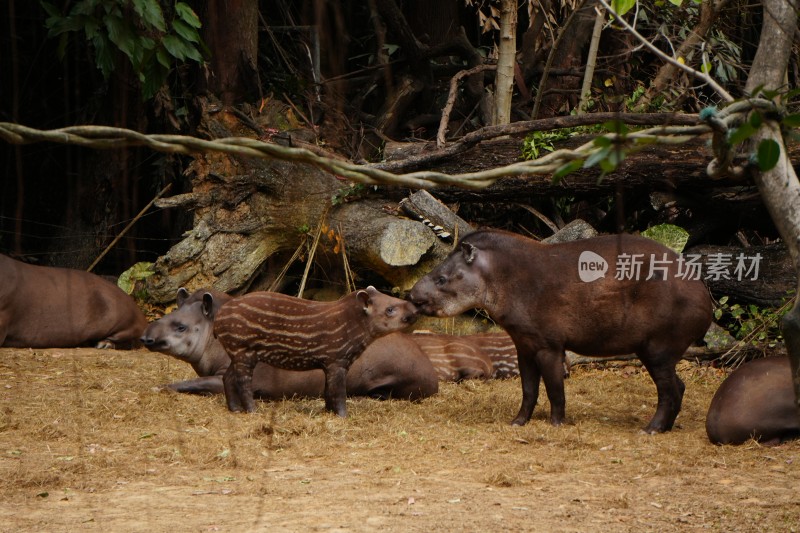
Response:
[[141, 288, 438, 404], [706, 356, 800, 445], [0, 253, 147, 348], [409, 229, 712, 433]]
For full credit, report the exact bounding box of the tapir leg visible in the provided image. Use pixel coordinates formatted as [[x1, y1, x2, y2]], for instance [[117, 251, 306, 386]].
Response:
[[639, 355, 684, 433], [536, 349, 568, 426], [323, 364, 349, 417], [511, 352, 542, 426], [223, 362, 257, 413], [163, 376, 224, 395]]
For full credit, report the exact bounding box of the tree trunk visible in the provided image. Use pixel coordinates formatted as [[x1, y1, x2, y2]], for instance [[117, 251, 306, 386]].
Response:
[[578, 6, 604, 114], [743, 0, 800, 408], [204, 0, 260, 106], [494, 0, 517, 125], [537, 0, 599, 117], [144, 101, 441, 303]]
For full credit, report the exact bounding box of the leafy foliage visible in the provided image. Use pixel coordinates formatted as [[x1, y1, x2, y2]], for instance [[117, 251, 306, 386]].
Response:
[[41, 0, 205, 100], [118, 261, 154, 299], [331, 183, 367, 205], [641, 224, 690, 253], [521, 129, 572, 160], [714, 295, 794, 360]]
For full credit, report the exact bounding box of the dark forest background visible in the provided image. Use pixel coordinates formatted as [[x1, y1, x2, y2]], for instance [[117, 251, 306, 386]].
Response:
[[0, 1, 783, 276]]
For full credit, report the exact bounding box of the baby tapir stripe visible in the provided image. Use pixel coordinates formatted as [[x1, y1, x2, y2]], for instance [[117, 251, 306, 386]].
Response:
[[468, 332, 519, 379], [215, 286, 418, 417], [411, 332, 494, 381]]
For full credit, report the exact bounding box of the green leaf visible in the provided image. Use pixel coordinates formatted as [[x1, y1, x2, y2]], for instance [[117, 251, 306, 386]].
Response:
[[41, 2, 61, 19], [46, 13, 93, 36], [611, 0, 637, 16], [175, 2, 202, 29], [641, 224, 690, 253], [162, 34, 188, 60], [118, 262, 154, 294], [593, 136, 612, 148], [602, 120, 628, 136], [782, 113, 800, 128], [552, 159, 584, 182], [132, 0, 166, 32], [727, 122, 756, 146], [760, 89, 780, 100], [584, 146, 612, 168], [785, 88, 800, 100], [103, 13, 136, 62], [156, 47, 172, 69], [748, 112, 762, 129], [756, 139, 781, 171], [598, 158, 617, 173], [607, 147, 625, 167], [172, 19, 200, 44], [92, 34, 115, 79], [633, 136, 657, 145], [162, 35, 202, 62], [667, 0, 683, 5]]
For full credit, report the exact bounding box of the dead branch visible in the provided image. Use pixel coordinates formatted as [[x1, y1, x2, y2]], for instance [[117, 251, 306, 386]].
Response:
[[437, 64, 497, 148]]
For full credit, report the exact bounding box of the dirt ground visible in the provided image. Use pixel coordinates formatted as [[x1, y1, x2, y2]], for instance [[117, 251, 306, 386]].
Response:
[[0, 347, 797, 532]]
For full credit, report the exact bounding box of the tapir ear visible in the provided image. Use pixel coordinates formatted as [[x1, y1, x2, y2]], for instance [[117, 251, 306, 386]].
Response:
[[202, 293, 217, 319], [356, 288, 373, 314], [461, 242, 477, 264], [176, 287, 190, 307]]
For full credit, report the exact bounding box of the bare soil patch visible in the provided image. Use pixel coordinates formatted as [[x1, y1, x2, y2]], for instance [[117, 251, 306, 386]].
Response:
[[0, 347, 797, 532]]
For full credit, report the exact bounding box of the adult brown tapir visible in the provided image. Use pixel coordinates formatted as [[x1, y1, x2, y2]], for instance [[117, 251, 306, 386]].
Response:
[[409, 229, 713, 433], [0, 253, 146, 348]]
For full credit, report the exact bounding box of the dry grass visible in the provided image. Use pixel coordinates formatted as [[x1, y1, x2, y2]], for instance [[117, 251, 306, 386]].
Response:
[[0, 347, 798, 532]]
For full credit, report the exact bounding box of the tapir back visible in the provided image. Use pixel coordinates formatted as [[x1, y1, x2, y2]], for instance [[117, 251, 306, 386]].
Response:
[[0, 254, 147, 348], [214, 292, 367, 371]]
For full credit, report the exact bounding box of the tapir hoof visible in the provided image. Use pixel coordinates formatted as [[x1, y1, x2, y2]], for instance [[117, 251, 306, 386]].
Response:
[[228, 405, 255, 414]]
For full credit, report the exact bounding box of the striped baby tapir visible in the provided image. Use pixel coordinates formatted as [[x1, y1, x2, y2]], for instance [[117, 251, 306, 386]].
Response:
[[215, 286, 419, 417], [410, 332, 494, 382]]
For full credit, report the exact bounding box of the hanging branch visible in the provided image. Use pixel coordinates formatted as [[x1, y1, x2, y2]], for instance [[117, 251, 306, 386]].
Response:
[[0, 101, 770, 191]]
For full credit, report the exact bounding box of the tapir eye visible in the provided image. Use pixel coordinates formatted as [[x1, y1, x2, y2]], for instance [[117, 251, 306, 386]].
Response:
[[176, 324, 188, 333], [435, 275, 447, 286], [385, 306, 396, 316]]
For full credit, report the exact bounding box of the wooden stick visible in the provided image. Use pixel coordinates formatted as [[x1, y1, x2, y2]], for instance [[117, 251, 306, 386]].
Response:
[[87, 183, 172, 273]]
